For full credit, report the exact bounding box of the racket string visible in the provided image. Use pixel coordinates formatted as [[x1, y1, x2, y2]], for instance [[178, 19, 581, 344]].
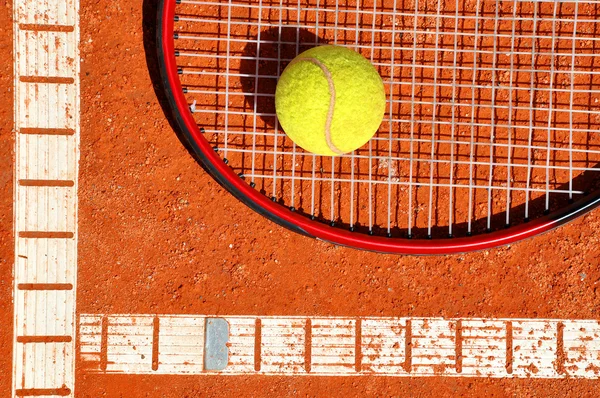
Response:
[[569, 3, 580, 202], [486, 0, 501, 231], [504, 0, 518, 227], [448, 0, 460, 237], [387, 0, 399, 235], [467, 0, 482, 235], [408, 0, 419, 237]]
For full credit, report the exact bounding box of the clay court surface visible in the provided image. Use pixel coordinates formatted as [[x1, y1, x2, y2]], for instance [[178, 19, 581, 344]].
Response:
[[1, 0, 600, 396]]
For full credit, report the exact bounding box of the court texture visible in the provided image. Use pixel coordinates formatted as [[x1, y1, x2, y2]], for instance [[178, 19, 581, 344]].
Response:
[[0, 0, 600, 397]]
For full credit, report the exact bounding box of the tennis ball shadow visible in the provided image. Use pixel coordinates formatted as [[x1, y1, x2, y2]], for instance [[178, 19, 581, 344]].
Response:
[[239, 27, 325, 128]]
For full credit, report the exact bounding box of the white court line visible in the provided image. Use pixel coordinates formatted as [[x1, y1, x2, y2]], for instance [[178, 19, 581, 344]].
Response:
[[80, 315, 600, 379], [13, 0, 80, 397]]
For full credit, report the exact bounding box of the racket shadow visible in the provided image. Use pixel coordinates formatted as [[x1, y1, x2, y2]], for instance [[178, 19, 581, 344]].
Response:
[[238, 27, 331, 213], [239, 27, 322, 129]]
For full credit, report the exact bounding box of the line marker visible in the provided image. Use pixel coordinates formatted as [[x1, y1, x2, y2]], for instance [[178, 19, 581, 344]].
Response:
[[354, 318, 362, 373], [18, 24, 74, 32], [19, 127, 75, 136], [556, 321, 566, 375], [79, 315, 600, 378], [15, 388, 71, 397], [17, 283, 73, 291], [19, 179, 75, 187], [100, 316, 108, 372], [17, 336, 73, 344], [305, 319, 312, 373], [404, 318, 412, 373], [254, 319, 262, 372], [13, 0, 80, 395], [152, 317, 160, 371], [19, 76, 75, 84], [506, 320, 513, 374], [18, 231, 74, 239], [455, 319, 463, 374]]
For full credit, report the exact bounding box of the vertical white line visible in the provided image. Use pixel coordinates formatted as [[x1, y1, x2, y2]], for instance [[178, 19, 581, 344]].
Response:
[[448, 0, 459, 238], [485, 1, 500, 232], [354, 1, 360, 51], [273, 0, 283, 200], [349, 0, 360, 230], [505, 0, 518, 227], [386, 0, 398, 236], [13, 0, 80, 396], [311, 154, 316, 218], [368, 0, 377, 234], [467, 0, 482, 235], [251, 0, 263, 186], [330, 0, 340, 224], [12, 1, 19, 394], [224, 0, 233, 159], [545, 3, 559, 212], [314, 0, 320, 47], [525, 2, 539, 221], [72, 1, 81, 394], [310, 0, 320, 219], [568, 1, 579, 202], [383, 0, 400, 236], [290, 0, 301, 211], [407, 0, 419, 238], [333, 0, 339, 46], [426, 0, 442, 238]]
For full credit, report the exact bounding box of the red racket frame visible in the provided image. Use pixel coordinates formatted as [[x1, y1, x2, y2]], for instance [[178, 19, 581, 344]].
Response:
[[157, 0, 600, 254]]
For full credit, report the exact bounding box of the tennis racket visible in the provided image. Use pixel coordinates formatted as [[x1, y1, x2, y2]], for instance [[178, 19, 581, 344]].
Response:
[[157, 0, 600, 254]]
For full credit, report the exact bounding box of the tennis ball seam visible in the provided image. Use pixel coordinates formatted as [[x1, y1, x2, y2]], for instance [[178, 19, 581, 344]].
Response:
[[290, 57, 344, 155]]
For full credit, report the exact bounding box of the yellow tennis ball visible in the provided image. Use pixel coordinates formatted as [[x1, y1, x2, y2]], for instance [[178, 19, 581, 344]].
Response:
[[275, 45, 386, 156]]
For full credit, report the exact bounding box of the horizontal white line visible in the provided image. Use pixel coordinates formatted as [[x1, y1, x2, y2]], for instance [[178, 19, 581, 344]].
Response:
[[79, 314, 600, 379]]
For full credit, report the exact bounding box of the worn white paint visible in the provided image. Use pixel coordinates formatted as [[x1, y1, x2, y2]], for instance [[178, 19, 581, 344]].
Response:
[[460, 319, 507, 377], [260, 317, 306, 373], [13, 0, 79, 396], [310, 318, 356, 374], [411, 318, 457, 375], [78, 315, 600, 378], [79, 315, 102, 372], [17, 0, 77, 25], [563, 320, 600, 378], [512, 320, 559, 378], [220, 317, 257, 373], [158, 316, 205, 374], [361, 318, 407, 374]]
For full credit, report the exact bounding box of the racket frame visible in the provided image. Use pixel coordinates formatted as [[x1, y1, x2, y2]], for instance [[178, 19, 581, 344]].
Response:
[[156, 0, 600, 255]]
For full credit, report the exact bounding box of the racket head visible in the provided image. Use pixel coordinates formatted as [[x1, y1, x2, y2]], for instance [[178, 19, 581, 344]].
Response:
[[156, 0, 600, 254]]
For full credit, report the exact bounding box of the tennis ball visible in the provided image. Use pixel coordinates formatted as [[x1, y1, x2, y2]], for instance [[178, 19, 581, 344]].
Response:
[[275, 45, 386, 156]]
